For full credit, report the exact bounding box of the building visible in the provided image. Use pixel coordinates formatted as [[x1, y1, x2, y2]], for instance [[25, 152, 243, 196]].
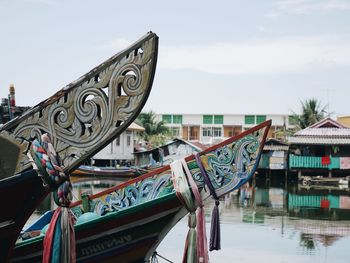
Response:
[[288, 118, 350, 177], [258, 138, 289, 172], [134, 138, 206, 168], [155, 113, 293, 145], [92, 122, 145, 166], [337, 115, 350, 128]]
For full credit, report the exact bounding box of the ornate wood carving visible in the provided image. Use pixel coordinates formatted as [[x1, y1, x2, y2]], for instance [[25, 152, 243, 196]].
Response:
[[0, 32, 158, 174]]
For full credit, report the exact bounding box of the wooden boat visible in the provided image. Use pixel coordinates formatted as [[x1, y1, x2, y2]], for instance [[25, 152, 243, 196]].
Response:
[[72, 165, 145, 177], [13, 120, 271, 262], [300, 175, 350, 187], [0, 32, 158, 262]]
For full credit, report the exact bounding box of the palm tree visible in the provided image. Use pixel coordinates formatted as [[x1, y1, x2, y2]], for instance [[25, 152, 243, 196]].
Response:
[[136, 111, 169, 146], [290, 98, 327, 129]]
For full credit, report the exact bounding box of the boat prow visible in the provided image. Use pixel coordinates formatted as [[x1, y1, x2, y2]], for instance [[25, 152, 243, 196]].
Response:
[[0, 32, 158, 262]]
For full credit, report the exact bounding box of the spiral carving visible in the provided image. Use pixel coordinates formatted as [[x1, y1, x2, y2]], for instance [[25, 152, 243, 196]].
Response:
[[1, 32, 158, 173]]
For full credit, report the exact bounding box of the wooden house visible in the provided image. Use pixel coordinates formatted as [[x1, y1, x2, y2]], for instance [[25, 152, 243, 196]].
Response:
[[288, 118, 350, 177], [133, 138, 206, 168], [259, 138, 289, 171]]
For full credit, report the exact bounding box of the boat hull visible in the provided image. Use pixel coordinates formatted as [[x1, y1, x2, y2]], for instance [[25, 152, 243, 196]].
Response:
[[0, 170, 48, 261], [13, 193, 185, 263]]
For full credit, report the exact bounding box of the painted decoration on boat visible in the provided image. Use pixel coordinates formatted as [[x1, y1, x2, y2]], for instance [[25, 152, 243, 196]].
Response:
[[87, 126, 267, 215]]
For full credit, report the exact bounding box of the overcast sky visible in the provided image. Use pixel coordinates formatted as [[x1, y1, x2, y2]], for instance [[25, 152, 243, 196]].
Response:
[[1, 0, 350, 116]]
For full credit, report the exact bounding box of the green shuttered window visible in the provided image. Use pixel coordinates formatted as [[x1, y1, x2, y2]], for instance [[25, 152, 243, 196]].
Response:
[[245, 115, 255, 124], [214, 115, 223, 124], [203, 115, 213, 124], [173, 115, 183, 124], [162, 115, 172, 123], [256, 115, 266, 124]]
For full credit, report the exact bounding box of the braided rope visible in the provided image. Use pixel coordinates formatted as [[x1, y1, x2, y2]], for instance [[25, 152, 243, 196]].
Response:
[[29, 134, 76, 263], [29, 134, 72, 207]]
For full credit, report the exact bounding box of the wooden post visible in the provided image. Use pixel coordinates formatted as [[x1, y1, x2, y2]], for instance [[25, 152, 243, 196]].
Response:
[[328, 170, 332, 178], [284, 169, 288, 189]]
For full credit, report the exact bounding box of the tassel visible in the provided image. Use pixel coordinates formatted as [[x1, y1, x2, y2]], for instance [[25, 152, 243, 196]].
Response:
[[61, 207, 76, 263], [195, 153, 222, 252], [209, 200, 221, 251], [196, 207, 208, 262], [42, 207, 76, 263], [43, 208, 62, 263], [187, 213, 197, 263]]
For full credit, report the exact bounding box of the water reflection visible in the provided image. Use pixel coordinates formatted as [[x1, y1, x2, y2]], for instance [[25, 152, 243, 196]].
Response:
[[29, 176, 350, 262]]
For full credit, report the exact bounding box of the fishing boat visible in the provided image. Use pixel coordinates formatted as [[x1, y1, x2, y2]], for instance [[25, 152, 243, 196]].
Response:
[[0, 32, 158, 262], [72, 165, 145, 178], [300, 175, 350, 187], [13, 120, 271, 262]]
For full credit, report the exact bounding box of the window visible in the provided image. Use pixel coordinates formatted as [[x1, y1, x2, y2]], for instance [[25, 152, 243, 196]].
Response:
[[115, 136, 120, 146], [256, 115, 266, 124], [162, 114, 172, 123], [213, 127, 222, 137], [171, 127, 180, 137], [202, 127, 212, 137], [288, 115, 297, 125], [127, 135, 131, 146], [214, 115, 223, 124], [172, 115, 183, 124], [245, 115, 255, 125], [203, 115, 213, 124]]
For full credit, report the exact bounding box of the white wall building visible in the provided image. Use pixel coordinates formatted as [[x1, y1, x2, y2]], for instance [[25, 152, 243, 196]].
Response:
[[155, 113, 293, 145], [92, 122, 144, 165]]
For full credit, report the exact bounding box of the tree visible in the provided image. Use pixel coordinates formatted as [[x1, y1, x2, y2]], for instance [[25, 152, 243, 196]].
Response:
[[290, 98, 327, 129], [136, 111, 169, 146]]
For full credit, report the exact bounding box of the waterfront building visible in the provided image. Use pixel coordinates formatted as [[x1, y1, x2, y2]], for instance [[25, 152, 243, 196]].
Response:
[[259, 138, 289, 172], [134, 138, 206, 168], [154, 113, 293, 145], [91, 122, 145, 166], [288, 118, 350, 177]]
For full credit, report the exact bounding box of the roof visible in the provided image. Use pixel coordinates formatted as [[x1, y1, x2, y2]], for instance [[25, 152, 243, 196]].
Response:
[[263, 145, 289, 151], [288, 137, 350, 145], [127, 122, 145, 131], [263, 138, 289, 151], [134, 138, 204, 154], [288, 118, 350, 145]]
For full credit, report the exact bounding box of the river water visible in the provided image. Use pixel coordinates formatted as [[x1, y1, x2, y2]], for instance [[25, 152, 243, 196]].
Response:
[[31, 176, 350, 263]]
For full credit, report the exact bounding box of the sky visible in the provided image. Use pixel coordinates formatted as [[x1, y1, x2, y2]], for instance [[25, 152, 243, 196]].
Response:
[[0, 0, 350, 116]]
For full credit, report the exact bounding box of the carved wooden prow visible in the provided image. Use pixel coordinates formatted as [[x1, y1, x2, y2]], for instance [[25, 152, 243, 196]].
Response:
[[0, 32, 158, 175]]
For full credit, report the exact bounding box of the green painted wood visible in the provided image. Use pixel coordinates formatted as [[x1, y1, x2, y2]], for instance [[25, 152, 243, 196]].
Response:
[[259, 153, 269, 169], [288, 194, 339, 209], [289, 155, 340, 169]]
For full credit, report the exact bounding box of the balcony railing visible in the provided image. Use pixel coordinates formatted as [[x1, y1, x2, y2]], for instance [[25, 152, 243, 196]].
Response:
[[289, 155, 340, 169]]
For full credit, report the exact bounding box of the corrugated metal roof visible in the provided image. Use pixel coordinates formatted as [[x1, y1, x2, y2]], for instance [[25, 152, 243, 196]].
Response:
[[287, 137, 350, 145], [295, 128, 350, 137], [263, 145, 289, 151]]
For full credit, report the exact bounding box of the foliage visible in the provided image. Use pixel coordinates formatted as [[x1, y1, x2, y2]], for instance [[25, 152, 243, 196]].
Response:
[[136, 111, 169, 146], [290, 98, 327, 130]]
